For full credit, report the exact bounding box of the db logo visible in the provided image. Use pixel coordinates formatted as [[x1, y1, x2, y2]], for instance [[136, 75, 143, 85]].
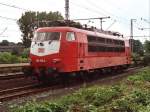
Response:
[[38, 48, 45, 53]]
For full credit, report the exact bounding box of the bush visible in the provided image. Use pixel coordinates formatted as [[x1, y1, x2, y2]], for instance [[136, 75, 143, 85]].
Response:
[[131, 53, 150, 66], [127, 67, 150, 82], [58, 85, 123, 111], [0, 52, 27, 64], [143, 53, 150, 66], [111, 90, 150, 112], [0, 52, 20, 64], [11, 102, 65, 112], [84, 86, 122, 106], [0, 52, 11, 63], [131, 53, 146, 66], [21, 48, 30, 58]]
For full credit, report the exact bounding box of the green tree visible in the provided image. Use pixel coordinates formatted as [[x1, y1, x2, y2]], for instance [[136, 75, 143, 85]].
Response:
[[0, 40, 9, 46], [18, 11, 63, 48], [133, 40, 144, 55], [144, 40, 150, 54], [18, 11, 36, 48], [129, 39, 144, 56], [143, 40, 150, 65]]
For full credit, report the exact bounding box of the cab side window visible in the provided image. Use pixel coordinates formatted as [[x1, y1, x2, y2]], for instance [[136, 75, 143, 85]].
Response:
[[66, 32, 75, 41]]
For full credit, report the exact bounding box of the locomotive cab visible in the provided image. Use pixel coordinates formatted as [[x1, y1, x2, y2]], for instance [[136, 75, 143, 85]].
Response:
[[29, 28, 62, 79], [31, 31, 61, 58], [28, 27, 79, 80]]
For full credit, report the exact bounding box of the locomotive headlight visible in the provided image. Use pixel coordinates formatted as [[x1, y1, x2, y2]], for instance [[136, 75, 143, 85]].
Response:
[[52, 58, 61, 64]]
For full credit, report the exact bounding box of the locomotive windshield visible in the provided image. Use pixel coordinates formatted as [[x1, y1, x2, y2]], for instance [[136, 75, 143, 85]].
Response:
[[33, 32, 60, 41]]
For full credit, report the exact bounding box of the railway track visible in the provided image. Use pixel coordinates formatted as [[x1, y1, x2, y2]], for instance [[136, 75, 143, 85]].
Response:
[[0, 63, 29, 74], [0, 66, 143, 102], [0, 84, 39, 101], [0, 63, 29, 80], [0, 83, 62, 101], [0, 72, 25, 80]]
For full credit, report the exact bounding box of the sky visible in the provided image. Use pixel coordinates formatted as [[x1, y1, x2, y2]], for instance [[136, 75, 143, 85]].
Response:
[[0, 0, 149, 43]]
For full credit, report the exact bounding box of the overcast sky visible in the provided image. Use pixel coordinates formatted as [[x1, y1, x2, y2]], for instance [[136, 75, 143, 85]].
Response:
[[0, 0, 149, 43]]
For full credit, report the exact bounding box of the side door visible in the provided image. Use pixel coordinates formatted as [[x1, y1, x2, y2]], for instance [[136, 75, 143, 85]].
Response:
[[64, 32, 77, 57], [77, 33, 85, 58], [62, 32, 78, 72], [77, 33, 86, 70], [125, 40, 131, 64]]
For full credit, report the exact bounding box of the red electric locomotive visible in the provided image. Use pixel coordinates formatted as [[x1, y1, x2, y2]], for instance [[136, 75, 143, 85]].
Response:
[[26, 26, 131, 80]]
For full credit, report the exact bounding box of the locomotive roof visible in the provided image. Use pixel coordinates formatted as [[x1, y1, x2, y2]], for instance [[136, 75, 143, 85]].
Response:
[[36, 27, 125, 40]]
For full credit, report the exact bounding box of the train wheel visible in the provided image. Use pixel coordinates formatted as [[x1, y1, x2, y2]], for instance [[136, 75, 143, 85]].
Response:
[[60, 73, 70, 87]]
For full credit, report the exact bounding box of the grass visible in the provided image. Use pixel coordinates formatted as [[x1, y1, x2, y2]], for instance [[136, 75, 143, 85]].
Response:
[[10, 67, 150, 112]]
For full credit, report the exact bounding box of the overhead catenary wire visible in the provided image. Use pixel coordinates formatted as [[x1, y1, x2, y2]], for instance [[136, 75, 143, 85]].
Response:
[[70, 1, 108, 17], [70, 1, 129, 27], [84, 0, 117, 18], [0, 0, 147, 37], [83, 0, 142, 30], [0, 15, 17, 21], [0, 2, 28, 25], [82, 0, 128, 22], [0, 0, 140, 30], [0, 2, 28, 11], [0, 27, 7, 36], [70, 1, 133, 36], [99, 0, 128, 14], [0, 2, 29, 22], [71, 0, 147, 41], [106, 20, 116, 30]]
